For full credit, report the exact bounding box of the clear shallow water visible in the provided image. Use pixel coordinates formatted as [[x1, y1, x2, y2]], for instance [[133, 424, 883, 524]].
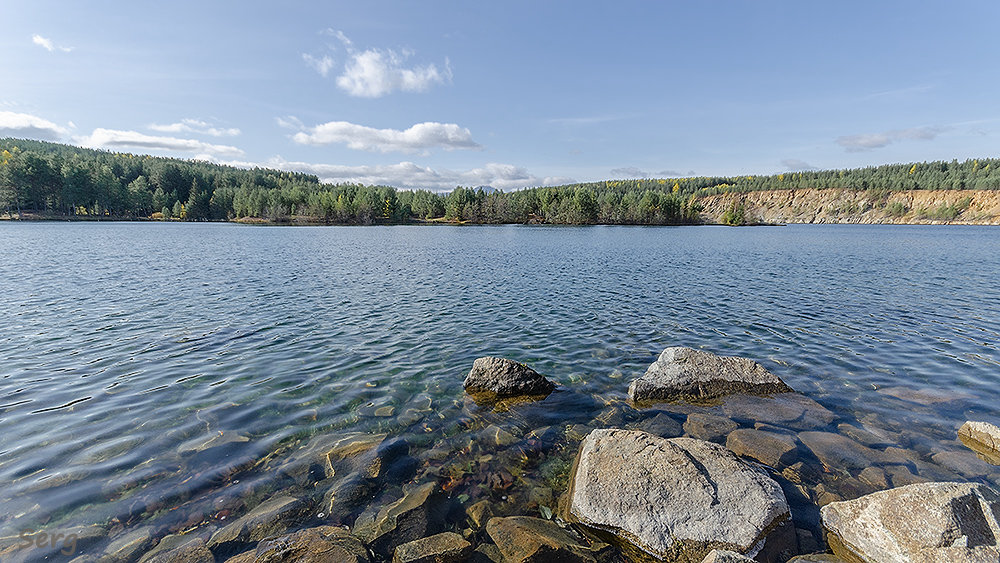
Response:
[[1, 222, 999, 560]]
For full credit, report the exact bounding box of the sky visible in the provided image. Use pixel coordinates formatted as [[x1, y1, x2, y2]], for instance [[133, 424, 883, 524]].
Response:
[[2, 1, 1000, 191]]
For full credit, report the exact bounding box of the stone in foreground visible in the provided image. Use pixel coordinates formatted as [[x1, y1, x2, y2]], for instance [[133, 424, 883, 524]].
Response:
[[628, 347, 792, 404], [464, 356, 555, 398], [566, 429, 793, 562], [958, 420, 1000, 465], [392, 532, 472, 563], [820, 481, 1000, 562], [486, 516, 613, 562]]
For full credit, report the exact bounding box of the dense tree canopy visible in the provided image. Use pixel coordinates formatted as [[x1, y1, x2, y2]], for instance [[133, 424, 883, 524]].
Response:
[[2, 138, 997, 225]]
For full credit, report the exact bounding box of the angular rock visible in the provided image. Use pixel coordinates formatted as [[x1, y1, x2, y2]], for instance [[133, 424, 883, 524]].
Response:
[[352, 482, 447, 559], [820, 481, 1000, 562], [207, 496, 311, 553], [628, 347, 792, 404], [228, 526, 370, 563], [466, 500, 494, 530], [683, 413, 738, 443], [726, 429, 799, 468], [486, 516, 611, 562], [786, 556, 845, 562], [959, 421, 1000, 465], [701, 550, 756, 562], [464, 356, 555, 399], [566, 429, 793, 562], [392, 532, 472, 563], [138, 535, 214, 563]]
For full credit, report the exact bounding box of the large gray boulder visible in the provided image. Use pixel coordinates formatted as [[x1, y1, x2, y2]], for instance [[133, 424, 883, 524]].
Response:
[[958, 420, 1000, 465], [464, 357, 555, 398], [628, 347, 792, 404], [565, 429, 793, 562], [820, 481, 1000, 562]]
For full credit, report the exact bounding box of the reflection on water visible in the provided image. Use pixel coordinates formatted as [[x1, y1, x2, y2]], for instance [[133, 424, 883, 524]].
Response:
[[0, 222, 998, 560]]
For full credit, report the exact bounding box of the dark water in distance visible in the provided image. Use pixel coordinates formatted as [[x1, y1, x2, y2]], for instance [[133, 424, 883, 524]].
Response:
[[1, 222, 999, 559]]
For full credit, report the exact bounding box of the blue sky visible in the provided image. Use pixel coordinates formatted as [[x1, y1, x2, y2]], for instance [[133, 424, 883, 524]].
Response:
[[2, 1, 999, 190]]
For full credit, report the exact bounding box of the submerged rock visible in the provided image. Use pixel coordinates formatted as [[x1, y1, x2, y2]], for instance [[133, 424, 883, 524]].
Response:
[[820, 481, 1000, 562], [683, 413, 738, 443], [797, 431, 908, 472], [464, 357, 555, 399], [352, 482, 447, 559], [628, 347, 792, 404], [958, 420, 1000, 465], [486, 516, 613, 562], [565, 429, 793, 562], [726, 429, 799, 468], [722, 393, 835, 430], [138, 535, 214, 563], [227, 526, 370, 563], [276, 431, 388, 485], [392, 532, 472, 563], [207, 496, 312, 554]]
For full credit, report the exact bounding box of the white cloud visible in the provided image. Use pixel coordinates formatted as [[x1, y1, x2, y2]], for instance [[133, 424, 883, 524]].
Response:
[[302, 53, 335, 77], [292, 120, 480, 153], [32, 34, 72, 53], [781, 158, 818, 171], [837, 126, 946, 152], [0, 111, 68, 140], [306, 31, 450, 97], [257, 157, 567, 191], [148, 118, 240, 137], [337, 50, 450, 97], [77, 128, 244, 157]]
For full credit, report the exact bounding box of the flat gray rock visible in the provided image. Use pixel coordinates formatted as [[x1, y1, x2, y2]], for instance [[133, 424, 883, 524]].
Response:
[[821, 481, 1000, 562], [464, 357, 555, 398], [566, 429, 793, 562], [628, 347, 792, 404]]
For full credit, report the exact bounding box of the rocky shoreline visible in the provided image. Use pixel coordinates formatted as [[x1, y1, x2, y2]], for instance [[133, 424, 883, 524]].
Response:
[[4, 349, 999, 562]]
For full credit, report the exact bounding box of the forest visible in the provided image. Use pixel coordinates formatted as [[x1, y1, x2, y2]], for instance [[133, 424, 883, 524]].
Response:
[[2, 137, 998, 225]]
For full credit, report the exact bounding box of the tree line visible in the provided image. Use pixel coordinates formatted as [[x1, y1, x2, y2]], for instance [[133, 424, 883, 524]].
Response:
[[2, 137, 997, 225]]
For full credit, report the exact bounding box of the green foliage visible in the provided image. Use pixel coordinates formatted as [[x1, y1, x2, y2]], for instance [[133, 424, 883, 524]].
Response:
[[886, 202, 909, 218], [720, 201, 748, 225]]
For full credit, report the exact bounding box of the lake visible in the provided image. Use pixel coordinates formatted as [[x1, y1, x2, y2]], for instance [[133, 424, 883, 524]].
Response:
[[1, 222, 999, 560]]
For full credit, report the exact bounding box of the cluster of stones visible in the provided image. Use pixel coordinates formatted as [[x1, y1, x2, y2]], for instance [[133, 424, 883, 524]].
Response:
[[24, 349, 999, 562]]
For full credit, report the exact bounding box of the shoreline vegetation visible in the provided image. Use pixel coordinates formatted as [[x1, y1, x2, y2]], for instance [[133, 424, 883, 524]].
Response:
[[3, 137, 1000, 227]]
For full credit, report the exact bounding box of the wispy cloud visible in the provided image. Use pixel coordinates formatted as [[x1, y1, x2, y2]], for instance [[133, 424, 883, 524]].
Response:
[[291, 120, 480, 153], [836, 126, 946, 152], [548, 114, 638, 126], [0, 111, 68, 140], [148, 118, 240, 137], [302, 54, 335, 77], [781, 158, 818, 171], [32, 34, 72, 53], [304, 31, 451, 98], [77, 128, 244, 157], [610, 167, 650, 178]]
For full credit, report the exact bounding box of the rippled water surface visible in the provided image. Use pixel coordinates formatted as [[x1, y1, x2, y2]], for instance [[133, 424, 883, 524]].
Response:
[[1, 222, 999, 560]]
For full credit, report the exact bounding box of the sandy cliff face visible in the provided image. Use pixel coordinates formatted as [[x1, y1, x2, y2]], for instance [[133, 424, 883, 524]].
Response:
[[697, 189, 1000, 225]]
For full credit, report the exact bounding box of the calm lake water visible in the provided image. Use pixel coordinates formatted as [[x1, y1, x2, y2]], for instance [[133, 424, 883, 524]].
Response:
[[1, 222, 999, 560]]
